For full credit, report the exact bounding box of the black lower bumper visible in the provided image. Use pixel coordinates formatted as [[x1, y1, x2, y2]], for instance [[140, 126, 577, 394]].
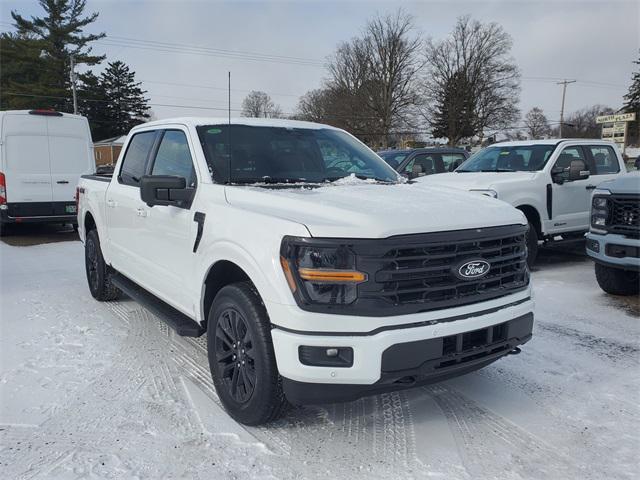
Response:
[[283, 313, 533, 405], [1, 202, 77, 224]]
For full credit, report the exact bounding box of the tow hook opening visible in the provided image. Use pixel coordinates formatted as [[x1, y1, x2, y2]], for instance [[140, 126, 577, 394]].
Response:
[[393, 376, 417, 386], [508, 346, 522, 355]]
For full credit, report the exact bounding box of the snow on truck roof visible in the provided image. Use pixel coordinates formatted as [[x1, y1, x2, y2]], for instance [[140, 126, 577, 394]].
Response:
[[134, 117, 341, 131]]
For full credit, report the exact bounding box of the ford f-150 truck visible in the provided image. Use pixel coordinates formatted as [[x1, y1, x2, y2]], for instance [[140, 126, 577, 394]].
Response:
[[415, 140, 628, 266], [77, 117, 534, 425], [586, 172, 639, 295]]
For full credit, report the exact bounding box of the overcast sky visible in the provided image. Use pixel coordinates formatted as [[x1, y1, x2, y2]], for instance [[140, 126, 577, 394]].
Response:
[[2, 0, 638, 125]]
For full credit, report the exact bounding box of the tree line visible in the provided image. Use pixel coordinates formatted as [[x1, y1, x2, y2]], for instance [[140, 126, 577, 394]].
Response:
[[3, 2, 638, 147], [1, 0, 150, 140]]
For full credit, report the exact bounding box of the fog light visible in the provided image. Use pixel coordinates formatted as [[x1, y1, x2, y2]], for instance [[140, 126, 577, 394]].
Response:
[[586, 239, 600, 253], [299, 346, 354, 367]]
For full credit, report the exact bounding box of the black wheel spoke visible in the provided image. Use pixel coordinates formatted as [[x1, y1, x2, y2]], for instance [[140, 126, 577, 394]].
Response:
[[214, 306, 257, 404]]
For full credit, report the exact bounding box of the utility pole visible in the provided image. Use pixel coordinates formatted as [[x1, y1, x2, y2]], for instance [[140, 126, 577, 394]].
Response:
[[557, 79, 576, 138], [70, 54, 78, 114]]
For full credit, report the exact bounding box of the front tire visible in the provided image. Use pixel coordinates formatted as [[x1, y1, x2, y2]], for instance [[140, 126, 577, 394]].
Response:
[[85, 229, 120, 301], [525, 222, 539, 268], [207, 282, 288, 425], [594, 263, 639, 296]]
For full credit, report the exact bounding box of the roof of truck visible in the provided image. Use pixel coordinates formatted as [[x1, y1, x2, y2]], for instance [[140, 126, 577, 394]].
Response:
[[134, 117, 341, 131], [492, 139, 616, 147]]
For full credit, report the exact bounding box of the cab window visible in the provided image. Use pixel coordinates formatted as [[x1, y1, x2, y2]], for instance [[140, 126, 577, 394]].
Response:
[[150, 130, 197, 187], [588, 145, 619, 175], [119, 131, 157, 187], [553, 146, 588, 171]]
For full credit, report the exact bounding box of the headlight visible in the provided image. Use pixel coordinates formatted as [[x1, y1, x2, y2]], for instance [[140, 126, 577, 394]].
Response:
[[469, 189, 498, 198], [591, 194, 610, 230], [280, 238, 367, 306]]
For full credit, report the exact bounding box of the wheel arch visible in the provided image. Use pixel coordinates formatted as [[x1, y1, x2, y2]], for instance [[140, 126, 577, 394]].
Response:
[[516, 204, 542, 237]]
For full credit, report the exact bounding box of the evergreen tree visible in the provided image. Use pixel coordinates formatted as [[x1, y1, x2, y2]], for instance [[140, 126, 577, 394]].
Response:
[[430, 71, 475, 145], [8, 0, 105, 111], [95, 61, 150, 138]]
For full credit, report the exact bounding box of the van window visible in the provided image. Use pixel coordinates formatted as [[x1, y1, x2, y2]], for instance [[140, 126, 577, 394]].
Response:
[[150, 130, 197, 187], [588, 146, 619, 175], [119, 131, 157, 186]]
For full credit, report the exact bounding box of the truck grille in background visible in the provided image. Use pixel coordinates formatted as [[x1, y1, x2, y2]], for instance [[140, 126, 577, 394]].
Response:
[[354, 224, 529, 315], [609, 195, 640, 237]]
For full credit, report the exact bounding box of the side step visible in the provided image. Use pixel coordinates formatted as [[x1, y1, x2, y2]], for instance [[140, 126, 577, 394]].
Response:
[[111, 272, 205, 337]]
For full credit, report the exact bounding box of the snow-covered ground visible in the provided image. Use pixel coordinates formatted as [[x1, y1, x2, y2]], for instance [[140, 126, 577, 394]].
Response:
[[1, 238, 638, 480]]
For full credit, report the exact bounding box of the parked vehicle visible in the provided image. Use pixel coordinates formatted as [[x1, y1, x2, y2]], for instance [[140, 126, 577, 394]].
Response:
[[415, 140, 628, 266], [0, 110, 94, 231], [77, 117, 534, 425], [377, 147, 469, 179], [586, 172, 639, 295]]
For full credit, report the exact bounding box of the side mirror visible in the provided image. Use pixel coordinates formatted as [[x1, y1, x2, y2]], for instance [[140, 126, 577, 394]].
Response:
[[140, 175, 194, 208], [568, 159, 590, 181]]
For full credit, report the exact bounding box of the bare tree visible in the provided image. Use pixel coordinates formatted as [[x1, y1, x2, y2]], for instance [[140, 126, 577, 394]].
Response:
[[324, 9, 423, 146], [241, 91, 282, 118], [524, 107, 550, 139], [561, 105, 614, 138], [422, 15, 520, 145]]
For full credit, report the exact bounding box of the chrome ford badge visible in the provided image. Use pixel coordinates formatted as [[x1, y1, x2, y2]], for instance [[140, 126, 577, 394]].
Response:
[[454, 259, 490, 280]]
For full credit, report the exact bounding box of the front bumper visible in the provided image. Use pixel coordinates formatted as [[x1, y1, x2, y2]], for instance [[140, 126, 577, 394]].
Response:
[[586, 232, 640, 271], [269, 294, 534, 403]]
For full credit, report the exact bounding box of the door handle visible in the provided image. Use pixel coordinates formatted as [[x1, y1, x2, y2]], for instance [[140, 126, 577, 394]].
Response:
[[56, 180, 69, 184], [136, 208, 148, 217], [106, 199, 116, 208], [585, 185, 597, 190]]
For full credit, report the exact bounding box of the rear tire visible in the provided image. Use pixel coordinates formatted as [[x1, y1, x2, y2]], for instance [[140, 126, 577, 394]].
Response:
[[85, 229, 120, 301], [525, 222, 539, 268], [594, 263, 639, 296], [207, 282, 288, 425]]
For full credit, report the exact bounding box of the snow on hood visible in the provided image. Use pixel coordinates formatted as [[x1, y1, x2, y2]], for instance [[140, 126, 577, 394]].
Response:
[[225, 181, 526, 238], [414, 171, 538, 191]]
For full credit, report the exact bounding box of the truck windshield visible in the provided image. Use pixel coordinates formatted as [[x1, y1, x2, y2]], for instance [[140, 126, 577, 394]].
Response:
[[457, 145, 556, 172], [196, 125, 399, 184]]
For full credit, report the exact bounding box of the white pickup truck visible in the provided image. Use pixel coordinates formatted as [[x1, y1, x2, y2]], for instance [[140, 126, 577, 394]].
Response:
[[415, 140, 628, 265], [77, 117, 534, 425]]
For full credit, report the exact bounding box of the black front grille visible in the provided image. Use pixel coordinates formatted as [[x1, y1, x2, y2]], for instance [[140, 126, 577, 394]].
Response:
[[609, 195, 640, 237], [355, 224, 529, 315]]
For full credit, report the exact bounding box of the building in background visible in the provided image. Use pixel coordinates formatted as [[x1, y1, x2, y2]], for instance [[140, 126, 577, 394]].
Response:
[[93, 135, 126, 166]]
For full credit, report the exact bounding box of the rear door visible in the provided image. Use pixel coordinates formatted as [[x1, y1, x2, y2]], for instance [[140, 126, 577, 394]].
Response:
[[105, 130, 158, 282], [2, 113, 53, 206], [584, 144, 622, 189], [47, 116, 93, 215]]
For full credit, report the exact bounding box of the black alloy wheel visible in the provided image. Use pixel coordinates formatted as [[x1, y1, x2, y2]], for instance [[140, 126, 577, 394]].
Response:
[[214, 307, 257, 404]]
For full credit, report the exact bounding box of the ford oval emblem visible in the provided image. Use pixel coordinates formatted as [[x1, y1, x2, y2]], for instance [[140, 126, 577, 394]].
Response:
[[454, 259, 491, 280]]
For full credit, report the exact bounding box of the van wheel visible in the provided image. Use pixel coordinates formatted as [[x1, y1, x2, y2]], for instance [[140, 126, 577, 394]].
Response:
[[85, 229, 120, 301], [595, 263, 639, 296], [525, 222, 538, 268], [207, 282, 288, 425]]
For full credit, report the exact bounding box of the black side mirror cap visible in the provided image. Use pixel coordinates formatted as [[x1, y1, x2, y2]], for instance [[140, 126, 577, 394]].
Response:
[[568, 159, 590, 182], [140, 175, 193, 208]]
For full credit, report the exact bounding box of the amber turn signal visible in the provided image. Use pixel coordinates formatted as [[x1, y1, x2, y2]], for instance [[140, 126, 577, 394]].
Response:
[[297, 268, 367, 283], [280, 256, 297, 292]]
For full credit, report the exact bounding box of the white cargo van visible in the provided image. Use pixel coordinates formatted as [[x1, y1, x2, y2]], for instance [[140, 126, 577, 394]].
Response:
[[0, 110, 94, 230]]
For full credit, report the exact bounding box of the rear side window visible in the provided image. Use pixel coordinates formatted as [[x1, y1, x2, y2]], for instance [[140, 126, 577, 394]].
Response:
[[151, 130, 197, 187], [588, 146, 619, 175], [119, 131, 156, 186]]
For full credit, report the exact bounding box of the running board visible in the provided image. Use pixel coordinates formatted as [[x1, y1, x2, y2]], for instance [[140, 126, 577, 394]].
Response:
[[111, 273, 205, 337]]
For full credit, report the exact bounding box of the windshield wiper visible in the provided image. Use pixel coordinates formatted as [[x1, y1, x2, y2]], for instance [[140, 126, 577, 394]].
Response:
[[479, 168, 515, 172], [231, 176, 314, 185]]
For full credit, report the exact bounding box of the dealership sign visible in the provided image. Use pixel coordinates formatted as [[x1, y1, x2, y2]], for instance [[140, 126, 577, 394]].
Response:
[[595, 112, 636, 124], [596, 113, 635, 153]]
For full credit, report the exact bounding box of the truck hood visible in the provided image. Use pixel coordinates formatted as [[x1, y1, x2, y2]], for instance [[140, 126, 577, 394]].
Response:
[[595, 171, 639, 195], [415, 171, 538, 191], [225, 182, 526, 238]]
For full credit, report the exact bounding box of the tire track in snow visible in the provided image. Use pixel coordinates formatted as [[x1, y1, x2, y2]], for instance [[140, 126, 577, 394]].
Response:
[[427, 385, 588, 480]]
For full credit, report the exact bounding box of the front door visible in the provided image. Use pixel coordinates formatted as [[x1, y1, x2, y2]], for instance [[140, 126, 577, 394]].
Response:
[[134, 128, 199, 314], [550, 145, 592, 232]]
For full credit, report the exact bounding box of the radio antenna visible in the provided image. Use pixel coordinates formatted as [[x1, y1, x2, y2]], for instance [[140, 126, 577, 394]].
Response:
[[227, 71, 232, 184]]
